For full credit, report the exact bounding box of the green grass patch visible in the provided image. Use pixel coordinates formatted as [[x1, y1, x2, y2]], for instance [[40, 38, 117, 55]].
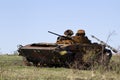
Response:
[[0, 55, 120, 80]]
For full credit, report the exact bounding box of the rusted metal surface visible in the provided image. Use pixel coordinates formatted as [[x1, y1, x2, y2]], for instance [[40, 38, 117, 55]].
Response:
[[17, 31, 113, 69], [18, 42, 112, 68]]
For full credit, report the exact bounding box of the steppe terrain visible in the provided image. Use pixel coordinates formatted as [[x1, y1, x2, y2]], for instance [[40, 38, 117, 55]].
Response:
[[0, 54, 120, 80]]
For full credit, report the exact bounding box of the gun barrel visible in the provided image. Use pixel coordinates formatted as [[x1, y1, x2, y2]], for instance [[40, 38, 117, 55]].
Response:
[[48, 31, 75, 42], [48, 31, 61, 37]]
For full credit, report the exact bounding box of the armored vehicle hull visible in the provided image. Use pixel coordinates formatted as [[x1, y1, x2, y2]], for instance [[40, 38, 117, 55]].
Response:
[[18, 42, 112, 69]]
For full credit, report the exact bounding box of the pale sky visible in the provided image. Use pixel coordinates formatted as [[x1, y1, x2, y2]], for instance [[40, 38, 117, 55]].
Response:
[[0, 0, 120, 54]]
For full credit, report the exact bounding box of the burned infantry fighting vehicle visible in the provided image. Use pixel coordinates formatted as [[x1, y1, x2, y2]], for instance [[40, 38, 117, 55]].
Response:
[[18, 30, 118, 69]]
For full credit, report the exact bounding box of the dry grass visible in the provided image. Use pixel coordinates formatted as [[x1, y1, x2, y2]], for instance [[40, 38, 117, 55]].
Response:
[[0, 55, 120, 80]]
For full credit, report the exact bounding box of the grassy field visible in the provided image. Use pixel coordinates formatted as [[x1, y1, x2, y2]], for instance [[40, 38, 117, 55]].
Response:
[[0, 54, 120, 80]]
